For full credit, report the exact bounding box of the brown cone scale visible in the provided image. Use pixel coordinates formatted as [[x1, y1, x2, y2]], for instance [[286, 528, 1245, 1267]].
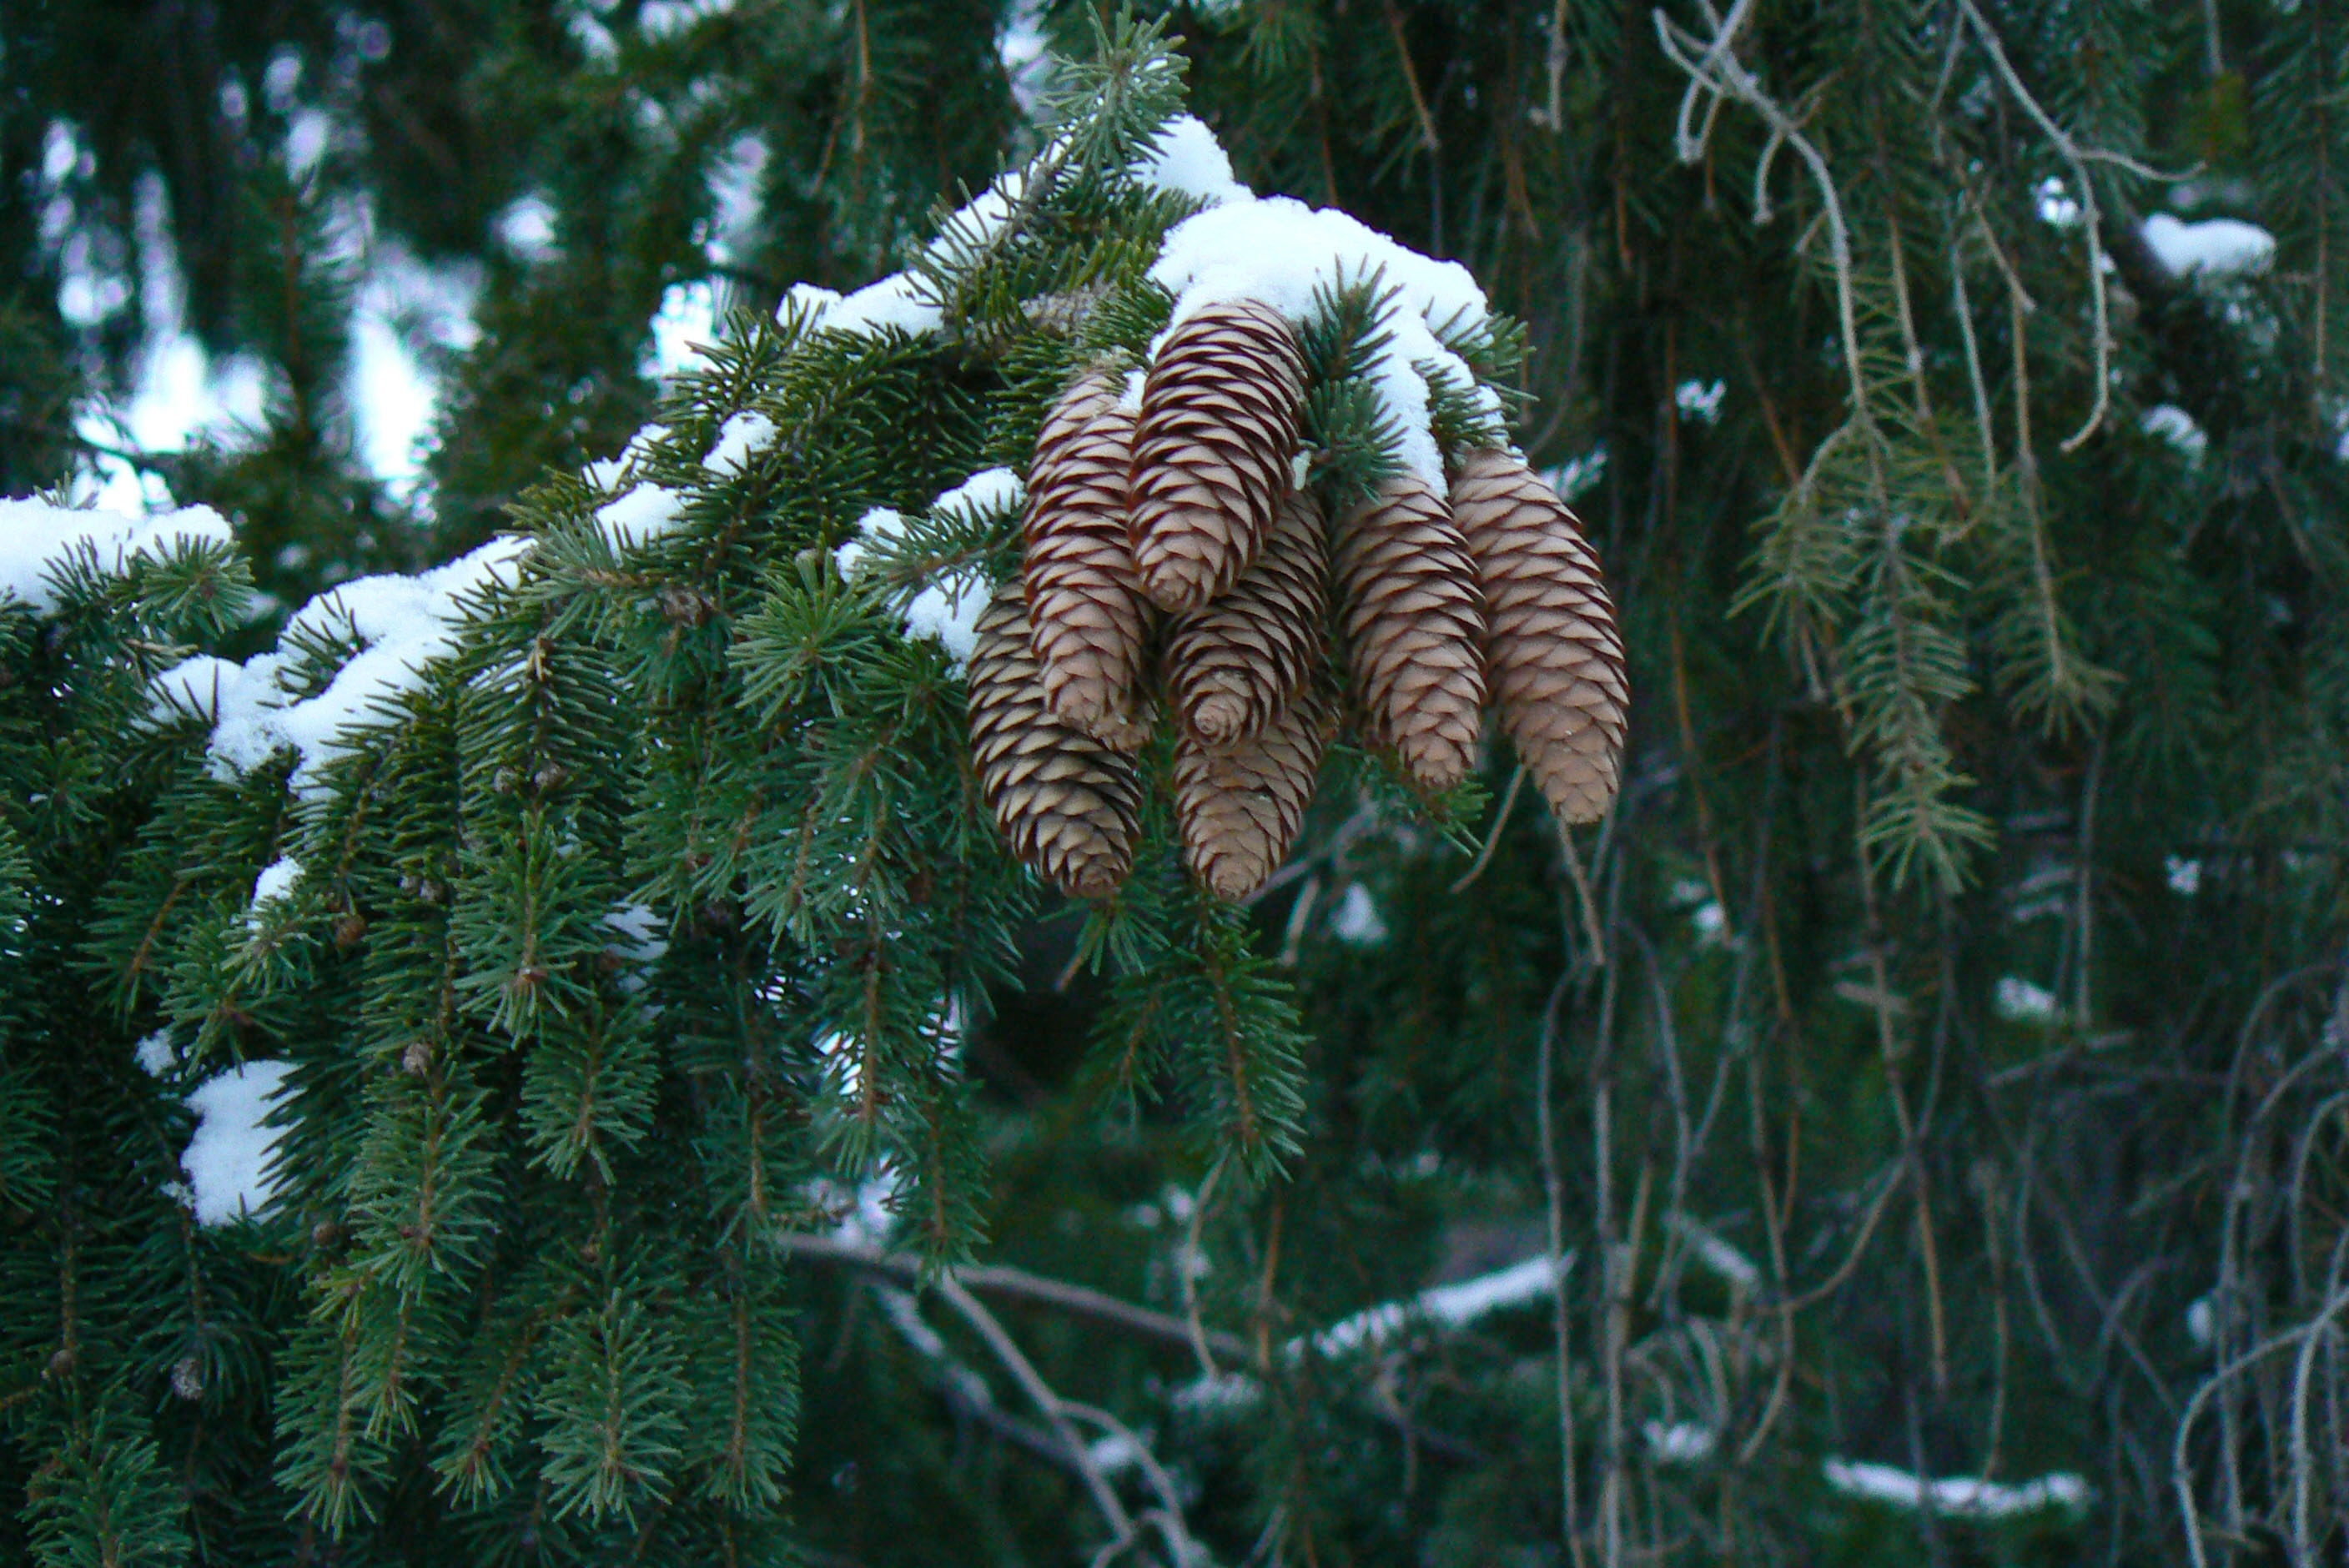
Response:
[[1174, 686, 1336, 901], [966, 590, 1142, 899], [1164, 490, 1328, 746], [1023, 370, 1156, 752], [1332, 473, 1488, 794], [1129, 300, 1308, 614], [1448, 447, 1627, 824]]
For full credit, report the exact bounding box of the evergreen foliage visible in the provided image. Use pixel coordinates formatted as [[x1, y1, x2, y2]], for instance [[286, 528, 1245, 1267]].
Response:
[[2, 3, 2346, 1566]]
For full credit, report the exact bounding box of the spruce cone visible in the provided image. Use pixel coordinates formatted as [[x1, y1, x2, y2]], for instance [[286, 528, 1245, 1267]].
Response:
[[1332, 473, 1488, 794], [1174, 686, 1335, 901], [1129, 300, 1308, 614], [1449, 447, 1627, 824], [1164, 490, 1328, 746], [966, 590, 1142, 899], [1024, 370, 1155, 752]]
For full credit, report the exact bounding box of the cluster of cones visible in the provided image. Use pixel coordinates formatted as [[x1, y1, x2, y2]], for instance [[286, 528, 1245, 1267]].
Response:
[[966, 299, 1627, 902]]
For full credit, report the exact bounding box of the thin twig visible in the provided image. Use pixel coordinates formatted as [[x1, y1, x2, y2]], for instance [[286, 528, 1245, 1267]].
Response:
[[1451, 764, 1529, 894], [775, 1233, 1253, 1362]]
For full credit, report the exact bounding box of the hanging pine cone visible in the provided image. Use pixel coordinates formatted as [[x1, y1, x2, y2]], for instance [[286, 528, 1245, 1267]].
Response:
[[966, 590, 1142, 899], [1024, 369, 1155, 752], [1174, 686, 1335, 901], [1449, 447, 1627, 824], [1332, 472, 1488, 794], [1128, 300, 1308, 614], [1163, 490, 1328, 747]]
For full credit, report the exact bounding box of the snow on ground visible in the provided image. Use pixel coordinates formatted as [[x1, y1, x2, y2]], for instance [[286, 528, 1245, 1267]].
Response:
[[180, 1061, 295, 1224], [2142, 214, 2276, 279], [0, 499, 233, 614]]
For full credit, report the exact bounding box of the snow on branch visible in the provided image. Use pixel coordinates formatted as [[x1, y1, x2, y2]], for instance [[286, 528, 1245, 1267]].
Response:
[[1824, 1459, 2089, 1520], [153, 535, 531, 801], [179, 1061, 295, 1225], [0, 498, 233, 616]]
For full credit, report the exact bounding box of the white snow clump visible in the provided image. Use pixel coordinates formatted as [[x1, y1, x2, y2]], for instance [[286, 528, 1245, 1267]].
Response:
[[2140, 404, 2207, 462], [153, 534, 531, 801], [593, 483, 687, 550], [0, 499, 234, 616], [181, 1061, 295, 1225], [2142, 214, 2276, 279], [1823, 1460, 2087, 1519]]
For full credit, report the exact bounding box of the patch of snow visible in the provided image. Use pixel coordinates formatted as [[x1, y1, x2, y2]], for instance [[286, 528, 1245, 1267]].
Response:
[[180, 1061, 294, 1225], [1330, 882, 1388, 944], [133, 1030, 178, 1076], [1132, 114, 1251, 208], [902, 577, 989, 666], [832, 505, 905, 580], [825, 273, 943, 339], [778, 281, 843, 328], [247, 857, 304, 932], [1823, 1460, 2088, 1519], [2142, 214, 2275, 279], [2035, 177, 2082, 228], [602, 904, 668, 967], [1994, 976, 2059, 1023], [706, 410, 777, 475], [594, 484, 687, 550], [495, 193, 559, 263], [810, 1173, 900, 1247], [1645, 1421, 1718, 1463], [1307, 1253, 1563, 1358], [638, 0, 736, 38], [1675, 378, 1725, 424], [931, 467, 1024, 519], [565, 1, 619, 60], [287, 110, 333, 180], [170, 535, 531, 799], [0, 499, 234, 615], [2140, 404, 2206, 463]]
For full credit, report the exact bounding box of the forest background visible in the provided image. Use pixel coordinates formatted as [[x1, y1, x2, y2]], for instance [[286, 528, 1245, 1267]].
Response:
[[2, 1, 2346, 1565]]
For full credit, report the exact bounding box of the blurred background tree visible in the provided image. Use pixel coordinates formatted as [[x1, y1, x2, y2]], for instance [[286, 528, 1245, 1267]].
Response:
[[3, 2, 2346, 1565]]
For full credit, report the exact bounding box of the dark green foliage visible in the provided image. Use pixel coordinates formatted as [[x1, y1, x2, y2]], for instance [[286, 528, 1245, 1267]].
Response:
[[5, 3, 2349, 1568]]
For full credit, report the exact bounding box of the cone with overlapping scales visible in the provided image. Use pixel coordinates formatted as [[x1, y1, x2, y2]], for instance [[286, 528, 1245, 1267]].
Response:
[[1164, 490, 1327, 746], [1174, 685, 1336, 901], [1449, 447, 1627, 824], [1128, 299, 1308, 614], [1024, 369, 1154, 752], [1332, 472, 1488, 794], [967, 589, 1142, 898]]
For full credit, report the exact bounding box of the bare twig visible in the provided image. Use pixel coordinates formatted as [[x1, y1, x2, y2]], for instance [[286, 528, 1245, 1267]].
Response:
[[776, 1232, 1253, 1363]]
